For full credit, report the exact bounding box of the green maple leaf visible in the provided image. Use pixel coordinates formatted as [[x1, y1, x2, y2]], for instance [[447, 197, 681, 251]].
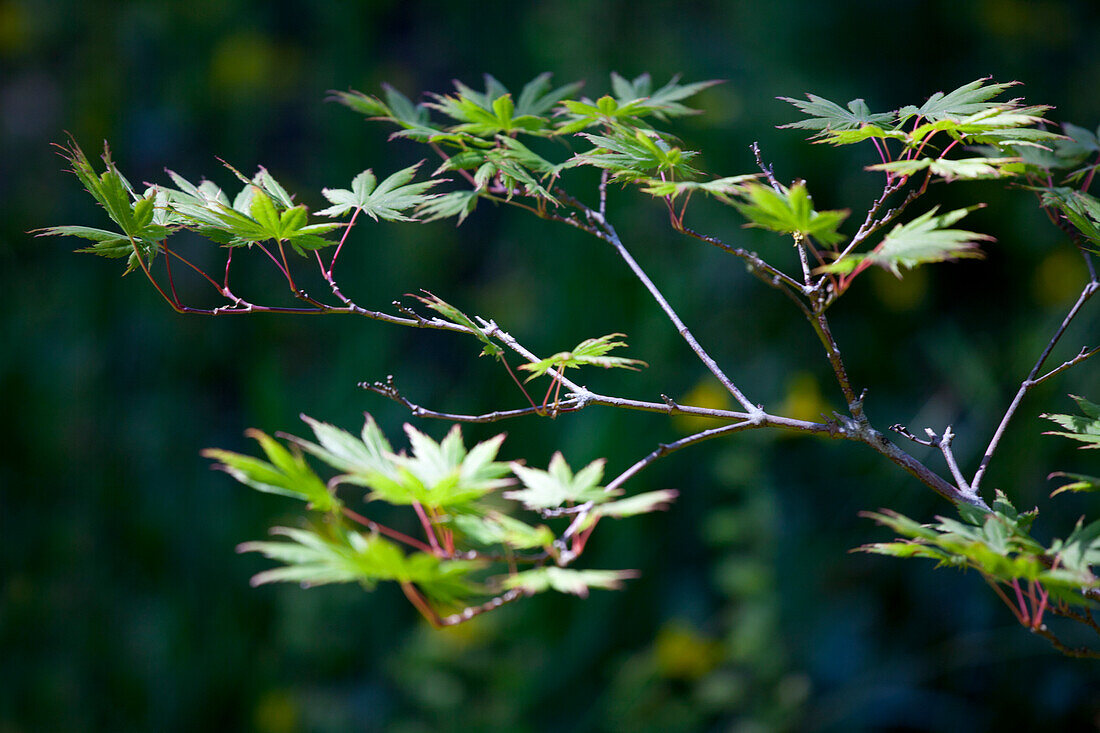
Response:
[[1049, 472, 1100, 497], [163, 165, 342, 253], [825, 206, 989, 276], [411, 291, 503, 359], [778, 94, 896, 132], [203, 429, 339, 513], [556, 73, 718, 134], [1040, 188, 1100, 248], [282, 414, 400, 489], [1042, 395, 1100, 448], [610, 73, 719, 118], [639, 175, 758, 201], [452, 512, 555, 550], [868, 157, 1023, 181], [518, 333, 647, 382], [500, 567, 638, 598], [589, 489, 679, 520], [37, 140, 174, 273], [730, 182, 849, 246], [897, 78, 1020, 123], [316, 163, 442, 222], [573, 128, 701, 181], [428, 83, 549, 137], [514, 73, 583, 116], [360, 423, 514, 510], [416, 190, 480, 225], [505, 452, 616, 510], [238, 526, 483, 604]]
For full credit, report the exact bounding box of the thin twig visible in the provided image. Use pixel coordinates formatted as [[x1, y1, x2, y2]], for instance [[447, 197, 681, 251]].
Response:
[[674, 225, 805, 293], [362, 375, 568, 422], [587, 211, 762, 418], [598, 169, 609, 217], [753, 144, 813, 286], [1053, 602, 1100, 638], [438, 588, 527, 627], [923, 426, 972, 495], [751, 142, 783, 193], [838, 179, 910, 261], [328, 207, 360, 277], [1033, 345, 1099, 385], [1031, 625, 1100, 658], [807, 308, 863, 418], [971, 280, 1099, 492], [606, 419, 757, 492]]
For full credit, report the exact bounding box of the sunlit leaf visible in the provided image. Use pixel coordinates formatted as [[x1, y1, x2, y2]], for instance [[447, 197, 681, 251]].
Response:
[[862, 206, 989, 276], [778, 94, 895, 132], [364, 424, 514, 510], [37, 140, 172, 273], [452, 512, 555, 550], [505, 452, 616, 510], [868, 157, 1022, 181], [729, 182, 849, 246], [416, 190, 479, 225], [587, 489, 679, 523], [573, 128, 701, 181], [1042, 395, 1100, 448], [317, 163, 442, 222], [412, 291, 503, 359], [238, 526, 483, 604], [203, 430, 339, 512], [518, 333, 647, 382], [897, 78, 1020, 123], [639, 175, 758, 201], [500, 567, 639, 598], [1049, 472, 1100, 497]]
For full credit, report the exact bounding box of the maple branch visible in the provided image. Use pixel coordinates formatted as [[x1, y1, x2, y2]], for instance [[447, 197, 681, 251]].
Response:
[[587, 211, 762, 418], [971, 279, 1099, 493], [927, 426, 972, 495], [605, 419, 757, 492], [361, 375, 566, 422]]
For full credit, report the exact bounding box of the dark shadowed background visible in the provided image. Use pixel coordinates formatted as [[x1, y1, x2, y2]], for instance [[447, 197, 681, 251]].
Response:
[[3, 1, 1100, 731]]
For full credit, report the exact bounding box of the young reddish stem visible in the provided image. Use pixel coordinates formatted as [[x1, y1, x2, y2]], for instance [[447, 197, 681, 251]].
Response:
[[400, 581, 444, 628], [341, 507, 434, 554], [1011, 579, 1031, 626], [129, 238, 185, 312], [411, 501, 442, 554], [163, 245, 222, 292], [328, 207, 360, 276], [1082, 152, 1100, 193], [223, 248, 234, 289], [164, 244, 182, 307], [982, 574, 1028, 625], [275, 240, 297, 292], [251, 241, 288, 279], [870, 137, 890, 166], [499, 356, 540, 412]]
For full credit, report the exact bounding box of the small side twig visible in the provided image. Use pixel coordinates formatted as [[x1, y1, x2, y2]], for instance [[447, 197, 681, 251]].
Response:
[[924, 426, 972, 496], [588, 211, 762, 419], [362, 375, 576, 422], [972, 279, 1099, 492], [751, 142, 783, 194]]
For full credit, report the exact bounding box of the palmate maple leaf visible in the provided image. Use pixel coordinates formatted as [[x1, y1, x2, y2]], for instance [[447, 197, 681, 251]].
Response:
[[317, 163, 442, 222]]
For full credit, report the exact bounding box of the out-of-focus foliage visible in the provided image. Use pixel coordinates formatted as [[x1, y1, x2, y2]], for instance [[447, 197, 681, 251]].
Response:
[[7, 1, 1100, 731]]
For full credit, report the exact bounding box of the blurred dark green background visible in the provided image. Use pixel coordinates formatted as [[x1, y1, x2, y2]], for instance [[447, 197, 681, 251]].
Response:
[[4, 1, 1100, 730]]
